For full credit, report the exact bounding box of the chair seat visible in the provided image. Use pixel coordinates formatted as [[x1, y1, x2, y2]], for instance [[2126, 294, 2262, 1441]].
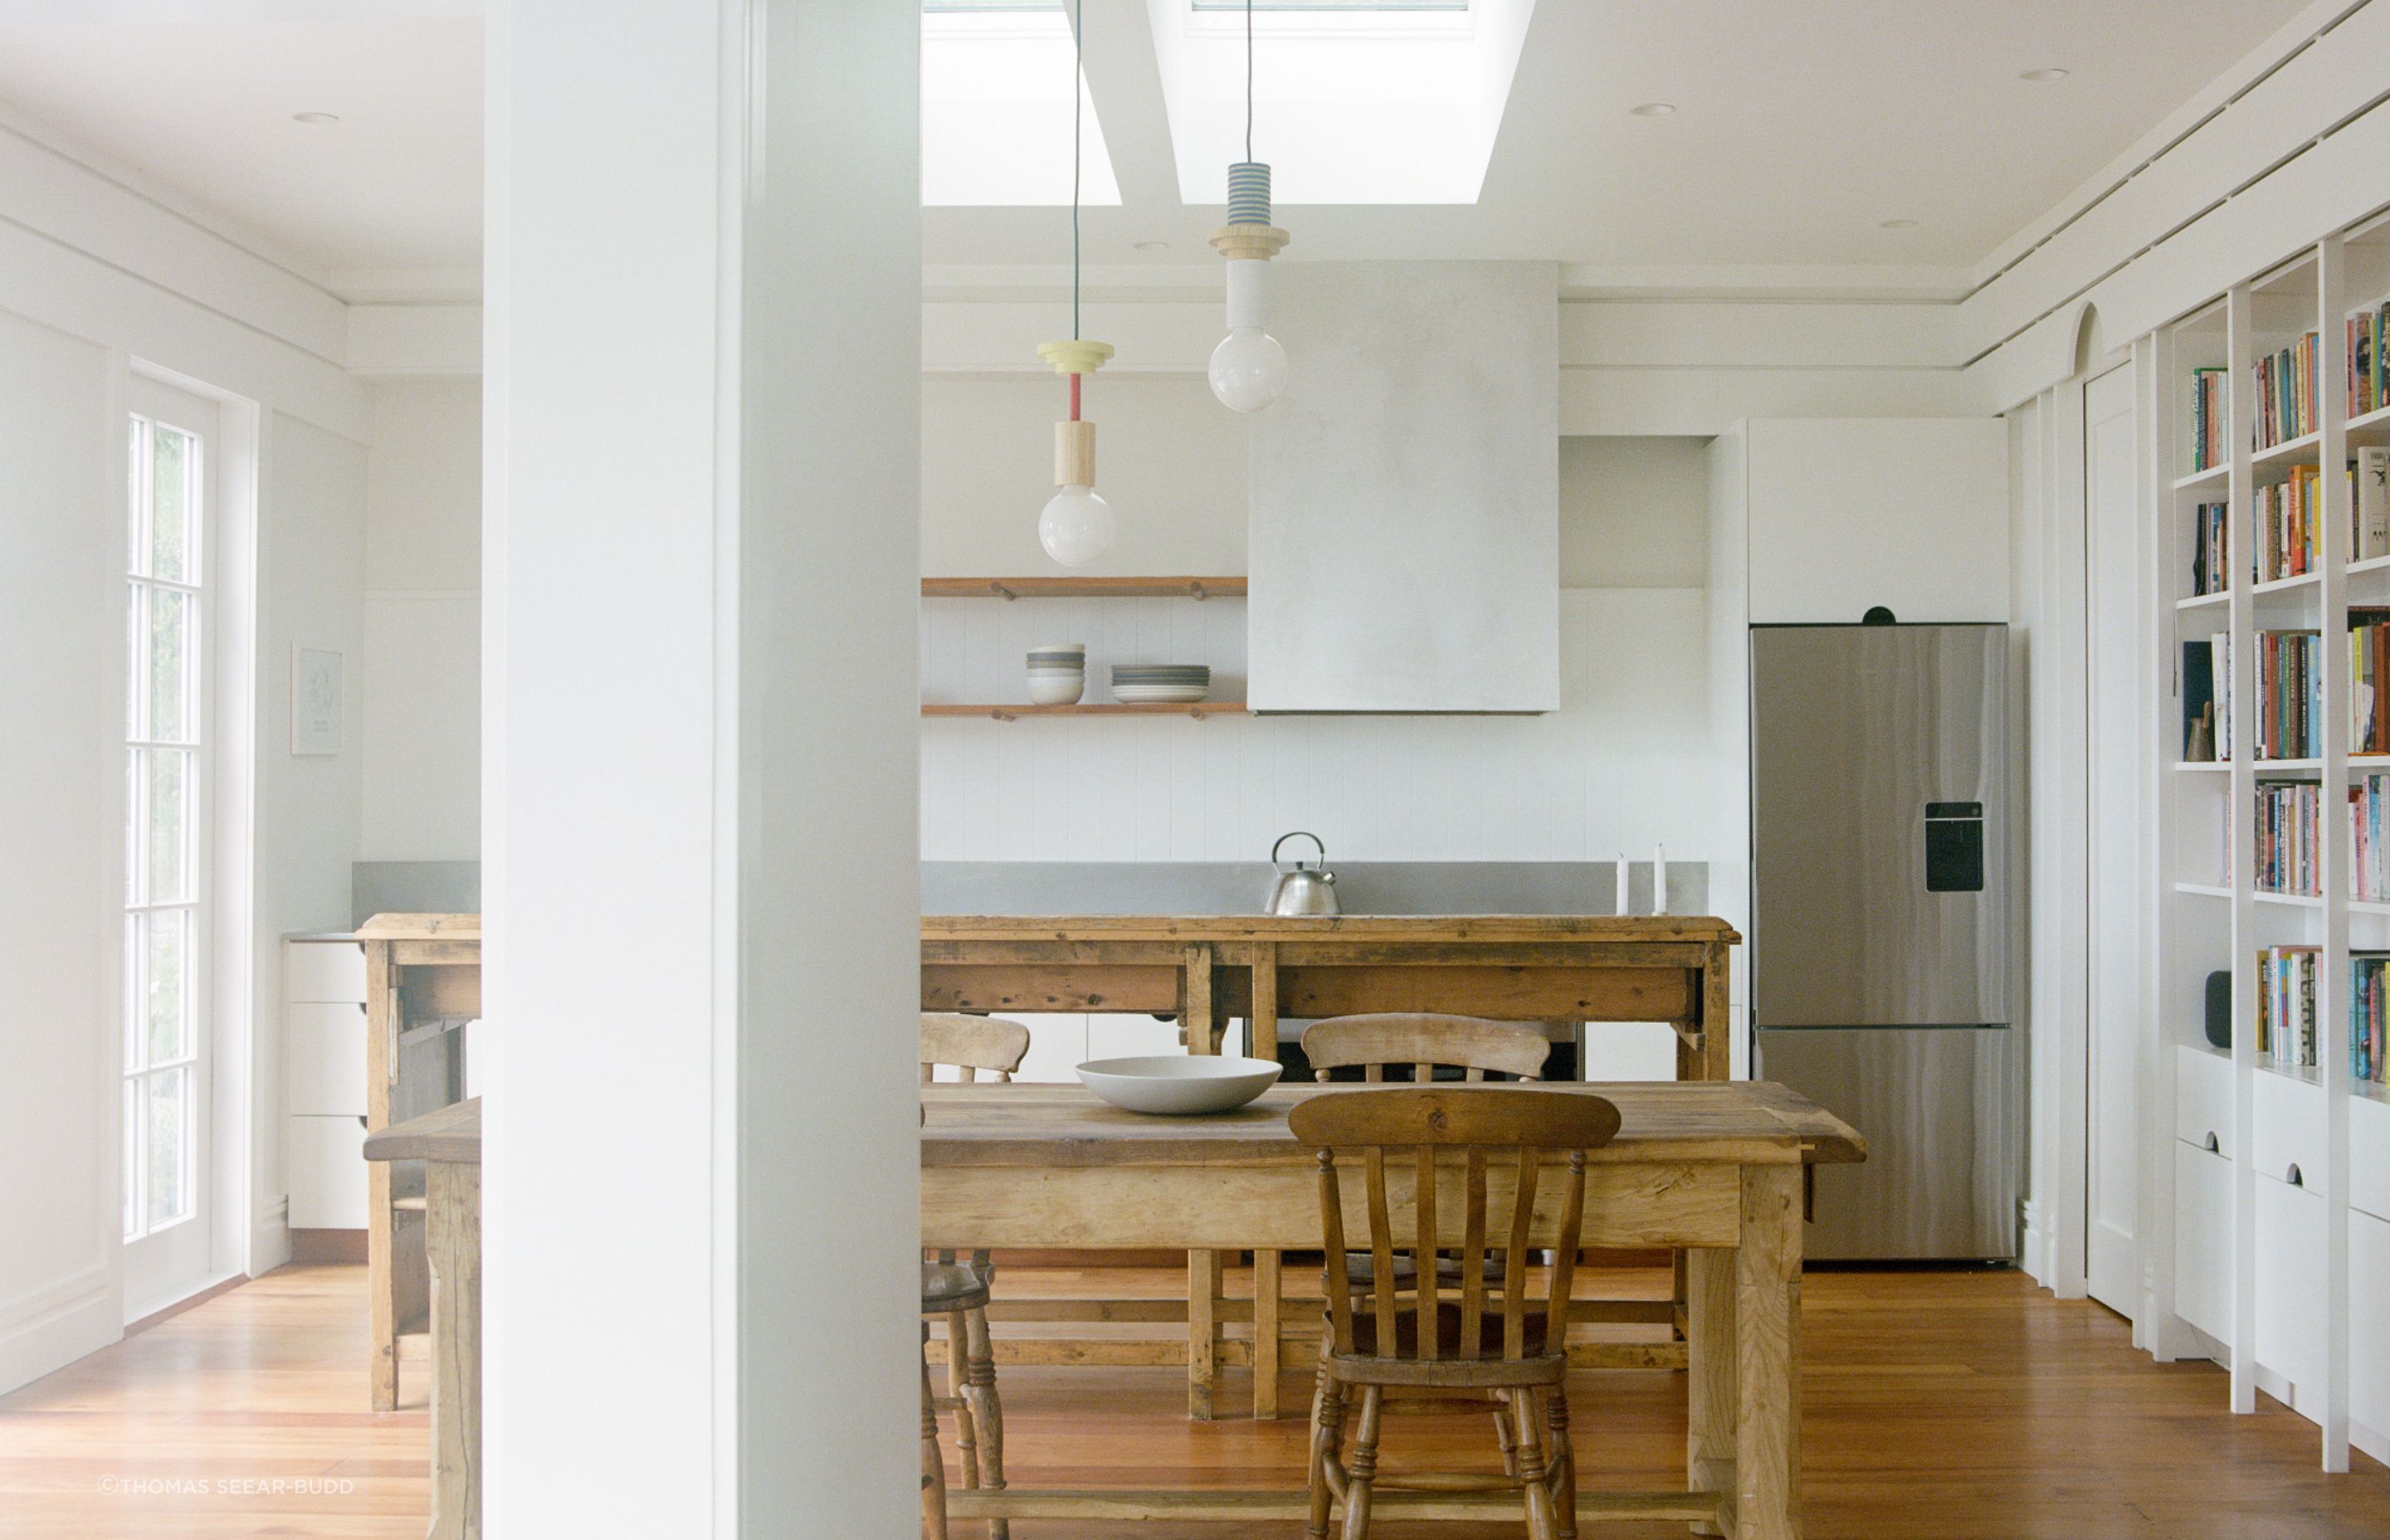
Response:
[[1339, 1250, 1508, 1289], [1348, 1299, 1549, 1357], [920, 1261, 990, 1313]]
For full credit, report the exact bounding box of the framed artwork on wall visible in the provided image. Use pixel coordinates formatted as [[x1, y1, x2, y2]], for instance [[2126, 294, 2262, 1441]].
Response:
[[291, 645, 343, 756]]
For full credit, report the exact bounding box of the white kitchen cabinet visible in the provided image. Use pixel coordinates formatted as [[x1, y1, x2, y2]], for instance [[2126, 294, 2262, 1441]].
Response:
[[288, 1114, 369, 1229], [1013, 1015, 1085, 1084], [286, 938, 368, 1003], [2253, 1168, 2325, 1395], [2174, 1045, 2234, 1159], [287, 1002, 367, 1117], [1735, 418, 2009, 626], [2354, 1210, 2390, 1440], [1085, 1011, 1183, 1062], [2173, 1138, 2232, 1344], [2251, 1069, 2326, 1189], [2353, 1094, 2390, 1224]]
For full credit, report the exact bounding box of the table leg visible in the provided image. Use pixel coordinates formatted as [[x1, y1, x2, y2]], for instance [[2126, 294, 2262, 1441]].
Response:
[[1249, 942, 1279, 1064], [1686, 1245, 1735, 1537], [1254, 1248, 1283, 1419], [1188, 1249, 1220, 1420], [1182, 943, 1217, 1055], [1734, 1164, 1802, 1540], [426, 1160, 481, 1540], [1700, 941, 1734, 1083], [366, 943, 398, 1412]]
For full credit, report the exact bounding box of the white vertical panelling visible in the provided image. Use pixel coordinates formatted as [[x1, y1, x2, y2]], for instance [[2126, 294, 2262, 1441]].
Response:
[[920, 590, 1732, 864]]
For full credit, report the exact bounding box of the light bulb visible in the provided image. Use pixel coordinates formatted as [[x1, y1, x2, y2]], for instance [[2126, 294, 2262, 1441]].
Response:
[[1210, 327, 1288, 413], [1038, 485, 1115, 567]]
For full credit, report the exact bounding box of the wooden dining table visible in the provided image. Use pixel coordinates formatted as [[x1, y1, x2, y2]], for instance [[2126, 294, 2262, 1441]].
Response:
[[921, 1079, 1864, 1539]]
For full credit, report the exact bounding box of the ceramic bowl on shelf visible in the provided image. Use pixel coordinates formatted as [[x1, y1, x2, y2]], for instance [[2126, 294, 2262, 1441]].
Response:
[[1026, 672, 1085, 705], [1075, 1055, 1282, 1115], [1111, 664, 1209, 704]]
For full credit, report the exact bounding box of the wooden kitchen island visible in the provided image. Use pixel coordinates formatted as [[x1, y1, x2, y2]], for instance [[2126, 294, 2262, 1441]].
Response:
[[920, 914, 1739, 1416]]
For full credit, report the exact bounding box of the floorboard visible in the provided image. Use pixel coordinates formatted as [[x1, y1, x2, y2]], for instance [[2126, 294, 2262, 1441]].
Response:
[[1, 1263, 2384, 1537]]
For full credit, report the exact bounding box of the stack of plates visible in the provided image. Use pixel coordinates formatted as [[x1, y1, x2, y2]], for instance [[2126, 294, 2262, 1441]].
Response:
[[1111, 664, 1211, 704], [1027, 643, 1086, 705]]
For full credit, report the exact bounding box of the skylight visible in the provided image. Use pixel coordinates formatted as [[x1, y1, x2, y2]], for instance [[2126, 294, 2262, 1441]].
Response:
[[922, 3, 1122, 207], [1150, 0, 1531, 206]]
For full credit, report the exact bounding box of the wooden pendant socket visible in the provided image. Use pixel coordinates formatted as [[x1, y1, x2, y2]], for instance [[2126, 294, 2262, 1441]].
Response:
[[1055, 419, 1096, 488]]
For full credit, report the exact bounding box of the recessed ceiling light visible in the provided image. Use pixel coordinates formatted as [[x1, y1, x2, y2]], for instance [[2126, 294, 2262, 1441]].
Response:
[[291, 110, 340, 124], [1629, 102, 1676, 118], [1133, 240, 1169, 251], [2019, 67, 2070, 82], [1879, 218, 1918, 230]]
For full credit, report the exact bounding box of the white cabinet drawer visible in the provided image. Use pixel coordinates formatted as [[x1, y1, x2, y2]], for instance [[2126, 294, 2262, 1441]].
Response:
[[2354, 1209, 2390, 1438], [2251, 1070, 2326, 1187], [288, 1114, 368, 1229], [285, 940, 367, 1004], [2173, 1139, 2231, 1343], [2253, 1169, 2325, 1394], [2174, 1045, 2234, 1158], [1085, 1012, 1183, 1062], [287, 1002, 367, 1116], [2355, 1094, 2390, 1224]]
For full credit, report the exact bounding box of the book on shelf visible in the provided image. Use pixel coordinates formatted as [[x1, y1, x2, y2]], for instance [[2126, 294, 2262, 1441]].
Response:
[[2253, 330, 2320, 451], [2353, 608, 2390, 754], [2355, 775, 2390, 901], [2182, 635, 2226, 762], [2192, 367, 2227, 471], [2255, 628, 2320, 759], [2353, 954, 2390, 1086], [2359, 446, 2390, 561], [2254, 779, 2322, 897], [2349, 301, 2388, 417], [2257, 945, 2321, 1067], [2253, 465, 2322, 581], [2191, 500, 2229, 595]]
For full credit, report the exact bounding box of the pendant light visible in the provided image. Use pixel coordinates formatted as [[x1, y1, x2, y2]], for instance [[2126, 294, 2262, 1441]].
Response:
[[1208, 0, 1290, 413], [1037, 0, 1117, 568]]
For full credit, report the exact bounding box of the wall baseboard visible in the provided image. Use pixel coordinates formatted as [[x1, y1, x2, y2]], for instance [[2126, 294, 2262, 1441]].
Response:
[[288, 1228, 368, 1265], [0, 1267, 117, 1397], [2017, 1198, 2052, 1288]]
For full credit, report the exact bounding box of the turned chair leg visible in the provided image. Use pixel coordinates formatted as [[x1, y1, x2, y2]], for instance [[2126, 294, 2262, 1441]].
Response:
[[960, 1304, 1007, 1540], [1491, 1393, 1522, 1479], [920, 1325, 948, 1540], [1544, 1386, 1578, 1540], [1340, 1385, 1383, 1540], [1508, 1387, 1560, 1540], [944, 1309, 978, 1497], [1307, 1362, 1347, 1540]]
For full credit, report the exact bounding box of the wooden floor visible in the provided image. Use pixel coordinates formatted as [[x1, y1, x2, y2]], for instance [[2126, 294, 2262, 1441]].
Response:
[[2, 1264, 2385, 1538]]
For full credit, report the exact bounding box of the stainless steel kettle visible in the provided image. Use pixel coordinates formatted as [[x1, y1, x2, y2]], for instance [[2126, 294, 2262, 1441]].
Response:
[[1266, 831, 1339, 916]]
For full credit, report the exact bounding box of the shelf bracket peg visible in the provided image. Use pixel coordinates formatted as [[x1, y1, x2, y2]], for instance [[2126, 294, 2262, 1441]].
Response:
[[1190, 579, 1208, 600], [991, 709, 1015, 722], [991, 580, 1016, 601]]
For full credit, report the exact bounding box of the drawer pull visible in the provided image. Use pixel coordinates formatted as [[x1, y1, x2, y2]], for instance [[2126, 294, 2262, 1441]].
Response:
[[2285, 1162, 2304, 1187], [2202, 1131, 2221, 1153]]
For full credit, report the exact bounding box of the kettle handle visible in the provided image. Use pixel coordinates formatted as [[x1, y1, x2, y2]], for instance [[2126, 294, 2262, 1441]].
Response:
[[1272, 831, 1326, 871]]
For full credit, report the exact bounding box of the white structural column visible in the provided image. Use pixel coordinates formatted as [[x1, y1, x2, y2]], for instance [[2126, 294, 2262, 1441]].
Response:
[[484, 3, 919, 1535]]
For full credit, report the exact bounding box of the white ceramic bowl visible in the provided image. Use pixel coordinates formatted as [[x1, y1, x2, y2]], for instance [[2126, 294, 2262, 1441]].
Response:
[[1076, 1055, 1282, 1115], [1026, 675, 1085, 705]]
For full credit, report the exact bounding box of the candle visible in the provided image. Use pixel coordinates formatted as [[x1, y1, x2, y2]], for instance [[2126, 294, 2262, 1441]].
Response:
[[1616, 853, 1631, 916], [1653, 844, 1668, 914]]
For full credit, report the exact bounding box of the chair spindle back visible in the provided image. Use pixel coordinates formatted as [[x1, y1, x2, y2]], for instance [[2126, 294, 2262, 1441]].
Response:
[[1289, 1088, 1621, 1366], [1301, 1013, 1551, 1087], [919, 1012, 1032, 1084]]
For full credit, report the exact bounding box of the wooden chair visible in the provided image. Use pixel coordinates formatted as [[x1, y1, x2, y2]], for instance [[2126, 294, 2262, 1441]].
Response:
[[919, 1012, 1030, 1539], [1302, 1014, 1551, 1295], [1290, 1086, 1622, 1540]]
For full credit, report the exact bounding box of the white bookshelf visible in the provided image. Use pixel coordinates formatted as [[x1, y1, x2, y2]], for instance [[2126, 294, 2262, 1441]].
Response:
[[2153, 217, 2390, 1471]]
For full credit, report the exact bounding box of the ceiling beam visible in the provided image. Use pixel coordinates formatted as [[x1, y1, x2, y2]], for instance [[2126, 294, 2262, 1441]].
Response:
[[1071, 0, 1181, 207]]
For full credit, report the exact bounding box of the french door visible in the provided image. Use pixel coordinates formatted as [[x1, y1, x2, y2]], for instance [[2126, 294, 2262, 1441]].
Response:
[[122, 378, 220, 1315]]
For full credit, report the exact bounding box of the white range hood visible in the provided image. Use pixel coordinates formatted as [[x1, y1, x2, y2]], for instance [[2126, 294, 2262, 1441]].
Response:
[[1246, 261, 1560, 714]]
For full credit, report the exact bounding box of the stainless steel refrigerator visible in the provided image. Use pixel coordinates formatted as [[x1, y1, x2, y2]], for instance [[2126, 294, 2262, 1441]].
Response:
[[1749, 623, 2017, 1261]]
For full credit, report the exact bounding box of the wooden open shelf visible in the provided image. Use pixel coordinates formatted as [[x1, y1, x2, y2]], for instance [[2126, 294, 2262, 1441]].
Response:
[[921, 576, 1246, 601], [922, 703, 1247, 720]]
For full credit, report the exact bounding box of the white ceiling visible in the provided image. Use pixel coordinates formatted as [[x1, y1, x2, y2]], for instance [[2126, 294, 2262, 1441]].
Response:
[[0, 0, 2324, 292], [0, 15, 481, 282]]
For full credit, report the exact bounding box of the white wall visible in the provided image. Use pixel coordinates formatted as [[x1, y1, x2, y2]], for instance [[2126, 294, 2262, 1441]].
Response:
[[0, 118, 372, 1386], [362, 378, 480, 861], [486, 1, 919, 1532], [921, 432, 1726, 864], [0, 309, 120, 1391]]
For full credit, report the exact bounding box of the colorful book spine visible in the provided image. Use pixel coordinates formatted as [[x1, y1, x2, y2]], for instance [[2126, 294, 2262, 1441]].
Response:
[[2192, 368, 2227, 471], [2351, 954, 2390, 1085], [2255, 781, 2321, 896], [2252, 465, 2322, 582], [2251, 330, 2320, 451]]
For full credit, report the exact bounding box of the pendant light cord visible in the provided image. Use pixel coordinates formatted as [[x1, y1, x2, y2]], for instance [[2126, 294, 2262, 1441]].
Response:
[[1245, 0, 1254, 163], [1072, 0, 1083, 341]]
